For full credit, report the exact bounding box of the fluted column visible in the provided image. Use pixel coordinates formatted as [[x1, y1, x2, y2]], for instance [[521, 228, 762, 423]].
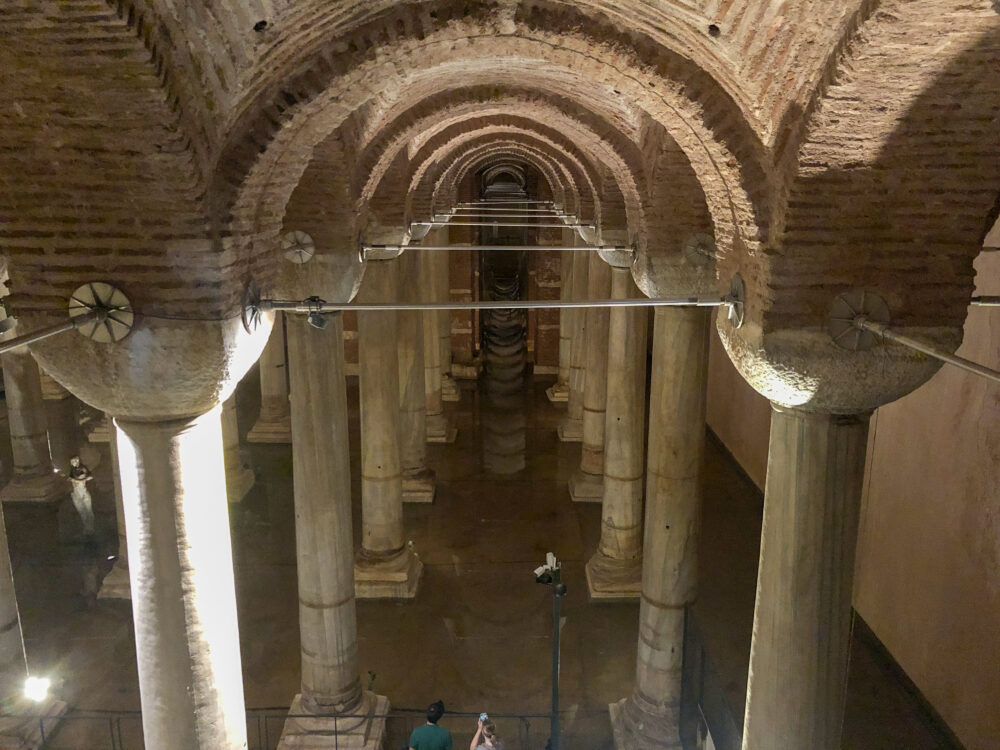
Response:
[[611, 307, 711, 748], [278, 313, 388, 749], [399, 250, 435, 503], [0, 349, 66, 505], [741, 407, 869, 750], [355, 257, 422, 599], [221, 395, 254, 504], [558, 251, 589, 441], [585, 267, 647, 600], [98, 423, 130, 599], [546, 249, 574, 403], [247, 314, 292, 443], [422, 243, 457, 444], [569, 252, 611, 501], [115, 408, 247, 750]]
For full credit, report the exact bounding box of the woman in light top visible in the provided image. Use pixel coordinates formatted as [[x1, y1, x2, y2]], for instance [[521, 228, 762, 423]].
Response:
[[469, 717, 504, 750]]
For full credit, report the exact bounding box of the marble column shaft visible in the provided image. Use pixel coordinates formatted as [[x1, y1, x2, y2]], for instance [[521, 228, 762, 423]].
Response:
[[0, 350, 65, 503], [99, 423, 131, 599], [356, 258, 422, 598], [434, 247, 459, 400], [569, 252, 611, 501], [398, 250, 435, 502], [116, 410, 247, 750], [741, 407, 870, 750], [40, 375, 82, 475], [585, 267, 647, 600], [247, 314, 292, 443], [611, 307, 711, 749], [221, 395, 255, 503], [421, 239, 456, 443], [546, 249, 574, 403], [559, 251, 589, 441]]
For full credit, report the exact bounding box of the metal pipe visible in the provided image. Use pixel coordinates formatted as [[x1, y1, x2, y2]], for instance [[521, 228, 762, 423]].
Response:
[[444, 213, 570, 220], [855, 317, 1000, 386], [457, 200, 553, 205], [450, 207, 563, 213], [970, 296, 1000, 306], [365, 245, 619, 253], [436, 222, 593, 229], [262, 297, 727, 313], [0, 311, 99, 356]]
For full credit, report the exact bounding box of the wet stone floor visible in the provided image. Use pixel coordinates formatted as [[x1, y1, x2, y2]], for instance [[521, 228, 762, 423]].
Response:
[[3, 372, 956, 750]]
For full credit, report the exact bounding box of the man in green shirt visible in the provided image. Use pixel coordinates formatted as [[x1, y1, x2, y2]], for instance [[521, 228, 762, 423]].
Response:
[[409, 700, 453, 750]]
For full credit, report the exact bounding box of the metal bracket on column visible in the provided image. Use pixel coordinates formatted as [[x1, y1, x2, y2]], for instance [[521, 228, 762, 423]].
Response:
[[68, 282, 134, 343], [684, 234, 718, 267], [597, 245, 636, 268], [828, 290, 891, 351], [281, 230, 315, 265], [725, 274, 746, 329]]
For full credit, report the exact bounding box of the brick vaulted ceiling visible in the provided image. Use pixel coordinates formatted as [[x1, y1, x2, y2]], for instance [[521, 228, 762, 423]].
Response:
[[0, 0, 997, 415]]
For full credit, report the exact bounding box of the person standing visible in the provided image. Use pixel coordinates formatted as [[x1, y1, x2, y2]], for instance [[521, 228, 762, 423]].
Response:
[[68, 455, 95, 536], [470, 716, 505, 750], [409, 700, 452, 750]]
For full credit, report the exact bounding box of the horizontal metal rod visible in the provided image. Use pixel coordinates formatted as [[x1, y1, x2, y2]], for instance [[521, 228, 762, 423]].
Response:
[[450, 207, 563, 213], [263, 297, 727, 313], [365, 245, 622, 253], [0, 311, 98, 356], [457, 200, 553, 205], [970, 296, 1000, 306], [855, 318, 1000, 386], [445, 213, 570, 220], [437, 222, 592, 229]]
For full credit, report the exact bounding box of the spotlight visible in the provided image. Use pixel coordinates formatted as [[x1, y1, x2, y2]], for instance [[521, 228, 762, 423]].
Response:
[[307, 311, 328, 330], [24, 676, 50, 702]]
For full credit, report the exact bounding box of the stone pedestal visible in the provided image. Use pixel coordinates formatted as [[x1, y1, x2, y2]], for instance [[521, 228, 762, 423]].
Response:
[[248, 314, 292, 443], [558, 251, 589, 442], [586, 268, 647, 601], [612, 307, 711, 749], [115, 410, 248, 750], [280, 314, 389, 748], [740, 407, 870, 750], [0, 350, 67, 505], [546, 249, 573, 403], [99, 423, 130, 600], [355, 257, 422, 599], [569, 252, 611, 502], [221, 395, 255, 504], [399, 251, 436, 504]]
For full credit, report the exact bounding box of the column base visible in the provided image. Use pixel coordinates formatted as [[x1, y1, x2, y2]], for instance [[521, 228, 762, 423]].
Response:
[[546, 381, 570, 403], [0, 698, 69, 750], [425, 414, 458, 444], [450, 357, 482, 380], [0, 473, 67, 505], [277, 692, 388, 750], [402, 469, 436, 504], [440, 374, 462, 401], [609, 694, 682, 750], [355, 549, 423, 600], [568, 469, 603, 503], [585, 552, 642, 602], [557, 418, 583, 442], [247, 414, 292, 443], [97, 561, 131, 600]]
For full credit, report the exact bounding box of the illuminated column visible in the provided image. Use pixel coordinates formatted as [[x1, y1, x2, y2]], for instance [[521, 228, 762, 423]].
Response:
[[221, 395, 254, 503], [355, 256, 422, 599], [247, 315, 292, 443], [569, 252, 611, 501], [0, 348, 66, 505], [546, 249, 574, 403], [399, 250, 435, 502], [611, 307, 711, 748], [558, 251, 589, 441], [741, 407, 869, 750], [585, 266, 647, 600], [98, 423, 130, 599], [39, 373, 83, 475], [278, 314, 388, 749], [422, 241, 457, 444], [115, 409, 247, 750], [435, 248, 460, 402]]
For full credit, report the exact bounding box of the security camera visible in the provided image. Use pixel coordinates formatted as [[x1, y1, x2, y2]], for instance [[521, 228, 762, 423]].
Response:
[[534, 564, 549, 578]]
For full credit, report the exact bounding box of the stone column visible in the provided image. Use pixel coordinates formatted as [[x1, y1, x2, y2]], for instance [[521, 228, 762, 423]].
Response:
[[0, 349, 66, 504], [278, 314, 388, 749], [741, 407, 869, 750], [39, 373, 83, 476], [558, 251, 589, 442], [422, 242, 457, 444], [610, 307, 711, 748], [0, 500, 68, 747], [435, 248, 460, 402], [98, 423, 130, 599], [115, 409, 248, 750], [569, 252, 611, 501], [221, 395, 254, 504], [546, 249, 574, 403], [399, 250, 435, 503], [247, 314, 292, 443], [355, 256, 422, 599], [585, 266, 647, 600]]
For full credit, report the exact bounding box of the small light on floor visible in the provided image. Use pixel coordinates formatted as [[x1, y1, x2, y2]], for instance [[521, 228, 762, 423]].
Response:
[[24, 676, 50, 702]]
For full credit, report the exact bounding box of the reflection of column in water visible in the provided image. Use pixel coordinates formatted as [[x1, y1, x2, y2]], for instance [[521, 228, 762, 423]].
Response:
[[482, 274, 527, 474]]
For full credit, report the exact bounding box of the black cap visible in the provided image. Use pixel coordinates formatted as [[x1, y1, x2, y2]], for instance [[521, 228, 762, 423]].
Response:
[[427, 700, 445, 723]]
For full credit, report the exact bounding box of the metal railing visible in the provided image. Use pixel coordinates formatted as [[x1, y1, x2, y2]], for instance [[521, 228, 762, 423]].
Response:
[[680, 612, 744, 750]]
